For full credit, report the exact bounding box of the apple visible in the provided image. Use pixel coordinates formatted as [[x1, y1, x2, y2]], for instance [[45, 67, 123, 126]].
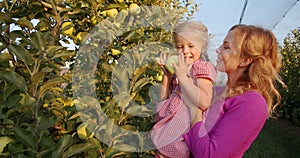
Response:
[[77, 123, 88, 140], [91, 15, 97, 24], [106, 8, 118, 17], [165, 55, 178, 75], [129, 3, 140, 15], [100, 10, 107, 17], [156, 74, 163, 81], [111, 48, 121, 56], [120, 9, 129, 16], [61, 21, 74, 36]]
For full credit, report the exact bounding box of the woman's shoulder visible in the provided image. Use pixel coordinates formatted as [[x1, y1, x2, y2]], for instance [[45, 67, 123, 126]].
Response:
[[233, 91, 264, 100], [225, 91, 267, 113]]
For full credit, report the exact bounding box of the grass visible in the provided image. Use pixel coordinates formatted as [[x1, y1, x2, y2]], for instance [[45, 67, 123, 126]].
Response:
[[244, 118, 300, 158]]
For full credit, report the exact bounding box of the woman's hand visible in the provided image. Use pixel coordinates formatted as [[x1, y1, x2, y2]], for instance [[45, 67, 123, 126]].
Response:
[[191, 108, 204, 126]]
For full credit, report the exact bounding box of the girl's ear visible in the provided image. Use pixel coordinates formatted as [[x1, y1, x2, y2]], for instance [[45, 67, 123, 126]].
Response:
[[239, 58, 253, 67]]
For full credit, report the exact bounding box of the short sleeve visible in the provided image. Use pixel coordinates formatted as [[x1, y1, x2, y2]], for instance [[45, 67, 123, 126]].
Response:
[[190, 60, 217, 82]]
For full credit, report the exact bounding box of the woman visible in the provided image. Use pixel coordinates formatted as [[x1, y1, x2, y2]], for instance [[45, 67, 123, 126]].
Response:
[[183, 24, 285, 158]]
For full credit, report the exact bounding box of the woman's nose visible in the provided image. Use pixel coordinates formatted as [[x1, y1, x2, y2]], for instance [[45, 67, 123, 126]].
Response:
[[216, 47, 221, 54]]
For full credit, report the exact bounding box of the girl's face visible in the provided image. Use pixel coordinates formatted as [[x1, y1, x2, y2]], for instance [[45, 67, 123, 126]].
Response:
[[216, 30, 242, 73], [174, 35, 203, 63]]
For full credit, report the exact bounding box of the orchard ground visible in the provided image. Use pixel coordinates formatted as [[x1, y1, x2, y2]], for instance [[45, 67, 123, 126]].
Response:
[[245, 118, 300, 158]]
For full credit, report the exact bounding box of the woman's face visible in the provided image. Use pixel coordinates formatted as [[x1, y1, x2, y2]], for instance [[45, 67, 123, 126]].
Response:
[[216, 30, 242, 73], [174, 35, 203, 63]]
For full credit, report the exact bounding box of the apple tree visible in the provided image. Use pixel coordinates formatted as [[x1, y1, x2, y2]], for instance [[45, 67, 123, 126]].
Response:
[[0, 0, 198, 157], [279, 28, 300, 125]]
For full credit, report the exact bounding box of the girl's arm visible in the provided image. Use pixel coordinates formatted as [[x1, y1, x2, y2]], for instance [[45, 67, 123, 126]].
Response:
[[158, 52, 172, 100], [178, 76, 213, 110], [159, 74, 171, 100], [175, 53, 214, 110]]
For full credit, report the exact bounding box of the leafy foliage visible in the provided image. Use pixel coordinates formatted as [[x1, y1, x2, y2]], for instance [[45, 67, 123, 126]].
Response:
[[278, 28, 300, 125], [0, 0, 198, 157]]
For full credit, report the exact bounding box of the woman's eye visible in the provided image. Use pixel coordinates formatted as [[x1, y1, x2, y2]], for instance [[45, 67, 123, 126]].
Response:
[[223, 45, 229, 49]]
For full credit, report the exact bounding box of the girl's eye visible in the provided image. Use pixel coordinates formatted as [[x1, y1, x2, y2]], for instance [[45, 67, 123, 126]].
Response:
[[176, 46, 183, 49]]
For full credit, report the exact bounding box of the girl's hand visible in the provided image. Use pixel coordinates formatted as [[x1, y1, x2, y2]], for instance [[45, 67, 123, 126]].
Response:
[[174, 53, 192, 78], [158, 52, 172, 77]]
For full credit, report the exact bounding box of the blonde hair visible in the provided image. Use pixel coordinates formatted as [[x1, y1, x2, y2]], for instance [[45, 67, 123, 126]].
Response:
[[173, 21, 209, 60], [227, 24, 284, 117]]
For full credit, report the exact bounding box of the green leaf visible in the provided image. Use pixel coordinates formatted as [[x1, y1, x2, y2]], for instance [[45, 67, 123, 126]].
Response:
[[104, 147, 126, 158], [36, 132, 55, 158], [15, 17, 34, 30], [112, 65, 129, 91], [14, 127, 35, 148], [113, 144, 136, 152], [37, 77, 65, 98], [0, 70, 27, 91], [31, 32, 45, 51], [0, 53, 13, 62], [0, 136, 15, 153], [7, 44, 28, 63], [51, 50, 75, 60], [37, 116, 57, 132], [113, 92, 132, 109], [31, 72, 46, 86], [132, 78, 152, 93], [51, 135, 72, 158], [3, 84, 18, 101], [46, 46, 65, 56], [7, 142, 24, 154], [40, 66, 54, 73], [2, 94, 21, 110], [61, 140, 98, 158], [126, 105, 152, 116]]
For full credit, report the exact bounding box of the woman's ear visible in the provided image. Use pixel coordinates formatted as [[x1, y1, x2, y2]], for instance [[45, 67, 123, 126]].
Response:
[[239, 58, 253, 67]]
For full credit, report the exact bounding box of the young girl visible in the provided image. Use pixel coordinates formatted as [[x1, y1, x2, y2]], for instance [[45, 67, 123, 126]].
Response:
[[150, 21, 217, 158]]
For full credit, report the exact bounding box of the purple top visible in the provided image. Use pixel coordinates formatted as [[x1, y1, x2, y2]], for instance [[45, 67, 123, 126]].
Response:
[[183, 91, 268, 158]]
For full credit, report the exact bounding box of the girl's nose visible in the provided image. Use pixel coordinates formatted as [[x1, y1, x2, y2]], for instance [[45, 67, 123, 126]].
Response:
[[183, 46, 190, 54]]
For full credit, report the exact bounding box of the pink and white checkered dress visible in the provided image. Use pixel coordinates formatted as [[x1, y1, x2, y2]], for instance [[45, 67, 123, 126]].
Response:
[[150, 60, 217, 158]]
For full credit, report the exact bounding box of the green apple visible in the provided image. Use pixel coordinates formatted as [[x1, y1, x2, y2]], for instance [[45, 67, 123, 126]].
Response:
[[61, 21, 74, 36], [129, 3, 140, 15], [120, 9, 129, 16], [111, 48, 121, 56], [106, 8, 118, 17], [165, 55, 178, 75]]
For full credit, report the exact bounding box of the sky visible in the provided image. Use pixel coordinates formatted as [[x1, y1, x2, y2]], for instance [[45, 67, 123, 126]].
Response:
[[193, 0, 300, 60], [9, 0, 300, 54]]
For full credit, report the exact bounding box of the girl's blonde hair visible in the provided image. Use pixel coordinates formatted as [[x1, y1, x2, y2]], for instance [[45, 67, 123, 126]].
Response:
[[173, 21, 209, 60], [227, 24, 285, 117]]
